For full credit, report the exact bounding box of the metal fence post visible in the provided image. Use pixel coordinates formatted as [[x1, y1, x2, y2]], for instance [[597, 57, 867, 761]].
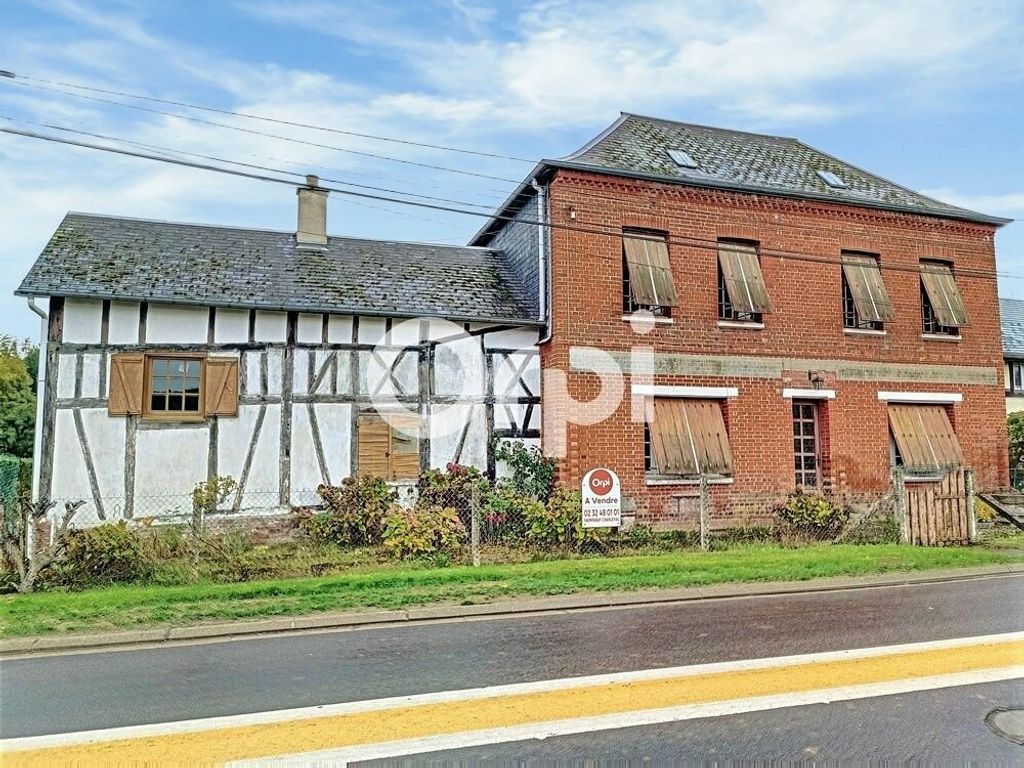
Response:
[[892, 468, 908, 543], [965, 468, 977, 543], [699, 475, 710, 551], [471, 483, 481, 567]]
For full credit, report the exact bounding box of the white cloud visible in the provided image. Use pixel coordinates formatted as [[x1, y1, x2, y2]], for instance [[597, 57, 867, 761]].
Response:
[[243, 0, 1019, 129], [921, 188, 1024, 217]]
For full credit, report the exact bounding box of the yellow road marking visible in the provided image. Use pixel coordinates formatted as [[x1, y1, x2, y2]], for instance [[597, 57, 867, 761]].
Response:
[[6, 638, 1023, 766]]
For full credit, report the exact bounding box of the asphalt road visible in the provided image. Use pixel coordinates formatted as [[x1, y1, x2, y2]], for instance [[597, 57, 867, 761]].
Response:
[[358, 680, 1024, 764], [1, 573, 1022, 739]]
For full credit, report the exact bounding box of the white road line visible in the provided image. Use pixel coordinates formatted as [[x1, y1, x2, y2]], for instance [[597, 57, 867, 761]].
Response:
[[3, 630, 1023, 753], [233, 666, 1024, 767]]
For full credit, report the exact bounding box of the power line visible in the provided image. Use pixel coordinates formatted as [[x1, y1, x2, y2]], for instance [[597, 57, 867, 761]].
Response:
[[1, 69, 536, 163], [0, 115, 501, 210], [1, 124, 1018, 283], [0, 77, 524, 184]]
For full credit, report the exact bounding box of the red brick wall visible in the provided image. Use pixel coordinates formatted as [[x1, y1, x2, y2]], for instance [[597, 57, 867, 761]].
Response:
[[540, 170, 1008, 525]]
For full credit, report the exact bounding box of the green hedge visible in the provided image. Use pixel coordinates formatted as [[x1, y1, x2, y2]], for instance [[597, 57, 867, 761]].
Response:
[[0, 455, 19, 508]]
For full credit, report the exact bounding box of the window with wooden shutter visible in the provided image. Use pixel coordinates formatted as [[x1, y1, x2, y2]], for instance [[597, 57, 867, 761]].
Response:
[[841, 252, 893, 328], [645, 398, 733, 478], [622, 231, 678, 312], [920, 261, 968, 331], [888, 404, 963, 475], [108, 352, 239, 420], [718, 240, 771, 318], [204, 358, 239, 416], [357, 412, 421, 481], [109, 353, 146, 415]]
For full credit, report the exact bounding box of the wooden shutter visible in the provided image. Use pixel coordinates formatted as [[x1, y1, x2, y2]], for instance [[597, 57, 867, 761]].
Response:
[[888, 405, 963, 474], [842, 254, 894, 322], [357, 415, 392, 478], [920, 263, 969, 327], [718, 242, 771, 314], [389, 412, 421, 480], [647, 398, 733, 477], [108, 353, 145, 415], [623, 233, 678, 307], [204, 358, 239, 416]]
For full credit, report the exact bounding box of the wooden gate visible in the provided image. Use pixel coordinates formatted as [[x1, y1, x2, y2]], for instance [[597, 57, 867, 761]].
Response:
[[902, 468, 973, 546]]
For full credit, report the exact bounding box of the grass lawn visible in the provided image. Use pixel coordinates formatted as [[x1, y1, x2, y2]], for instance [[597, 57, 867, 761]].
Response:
[[2, 543, 1021, 639]]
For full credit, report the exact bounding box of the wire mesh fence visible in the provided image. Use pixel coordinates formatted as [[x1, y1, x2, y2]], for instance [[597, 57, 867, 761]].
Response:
[[1, 469, 911, 594]]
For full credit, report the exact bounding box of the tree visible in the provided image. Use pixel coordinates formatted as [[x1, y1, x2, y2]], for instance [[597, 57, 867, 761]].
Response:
[[0, 335, 37, 458]]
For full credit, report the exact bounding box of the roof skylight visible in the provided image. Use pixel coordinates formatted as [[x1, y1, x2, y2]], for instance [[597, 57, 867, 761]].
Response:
[[816, 170, 848, 189], [667, 148, 698, 169]]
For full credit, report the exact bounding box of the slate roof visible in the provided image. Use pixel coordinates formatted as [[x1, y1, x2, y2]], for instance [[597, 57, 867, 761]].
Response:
[[1002, 298, 1024, 358], [475, 114, 1009, 245], [17, 213, 540, 325]]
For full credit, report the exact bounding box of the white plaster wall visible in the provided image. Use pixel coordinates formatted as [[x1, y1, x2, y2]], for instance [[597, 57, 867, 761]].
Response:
[[56, 354, 76, 399], [217, 403, 281, 504], [254, 311, 287, 343], [146, 304, 209, 344], [434, 337, 484, 397], [483, 327, 540, 350], [289, 403, 352, 501], [81, 408, 126, 504], [63, 298, 103, 344], [327, 315, 353, 344], [244, 351, 262, 396], [297, 313, 323, 344], [293, 349, 310, 394], [494, 352, 540, 399], [50, 410, 95, 509], [135, 427, 209, 498], [215, 308, 249, 343], [390, 318, 421, 346], [107, 302, 140, 344], [358, 316, 387, 346], [430, 403, 487, 469], [80, 353, 101, 399], [358, 349, 417, 397], [266, 349, 283, 395]]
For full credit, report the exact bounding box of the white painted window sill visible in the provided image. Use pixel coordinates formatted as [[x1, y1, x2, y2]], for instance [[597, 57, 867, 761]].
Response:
[[621, 315, 674, 324], [717, 320, 764, 330], [921, 333, 961, 342], [645, 476, 734, 487], [901, 474, 945, 484], [844, 328, 886, 337]]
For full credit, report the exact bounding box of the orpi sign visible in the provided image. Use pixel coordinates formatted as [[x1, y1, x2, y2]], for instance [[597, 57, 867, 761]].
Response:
[[581, 468, 621, 528]]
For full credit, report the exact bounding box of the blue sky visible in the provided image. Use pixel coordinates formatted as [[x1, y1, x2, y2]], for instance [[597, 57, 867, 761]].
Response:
[[1, 0, 1022, 340]]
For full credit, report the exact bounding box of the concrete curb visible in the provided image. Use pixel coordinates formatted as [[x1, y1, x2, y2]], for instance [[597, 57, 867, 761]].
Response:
[[3, 563, 1022, 656]]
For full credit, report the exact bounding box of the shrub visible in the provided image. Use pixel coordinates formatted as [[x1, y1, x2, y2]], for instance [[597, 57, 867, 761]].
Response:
[[418, 463, 491, 529], [481, 485, 543, 543], [493, 440, 555, 501], [54, 522, 155, 588], [526, 487, 606, 550], [306, 477, 397, 546], [381, 505, 466, 560], [775, 491, 849, 539], [0, 454, 19, 510], [1009, 412, 1024, 474]]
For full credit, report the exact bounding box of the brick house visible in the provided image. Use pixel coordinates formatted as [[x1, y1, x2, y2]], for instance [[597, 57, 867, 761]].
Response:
[[17, 113, 1011, 530], [474, 113, 1010, 527]]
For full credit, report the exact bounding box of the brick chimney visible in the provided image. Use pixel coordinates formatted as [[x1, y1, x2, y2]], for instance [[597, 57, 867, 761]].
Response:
[[296, 175, 328, 248]]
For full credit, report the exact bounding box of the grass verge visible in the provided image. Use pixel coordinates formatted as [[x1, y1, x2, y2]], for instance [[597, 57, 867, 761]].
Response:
[[2, 543, 1020, 638]]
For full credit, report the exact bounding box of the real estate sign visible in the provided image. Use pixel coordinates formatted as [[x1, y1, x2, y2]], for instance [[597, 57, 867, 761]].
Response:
[[581, 467, 621, 528]]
